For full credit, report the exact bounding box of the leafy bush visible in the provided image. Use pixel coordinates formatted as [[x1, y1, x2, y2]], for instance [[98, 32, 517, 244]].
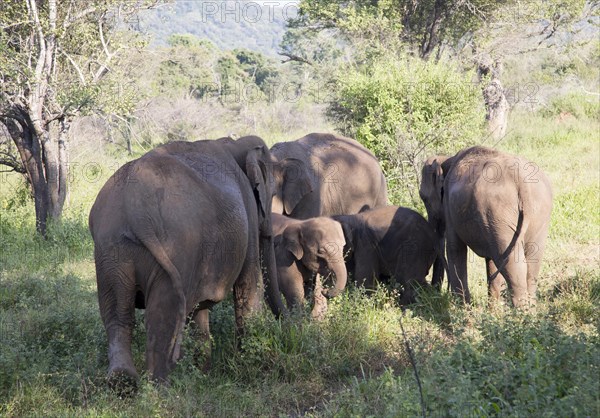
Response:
[[424, 313, 600, 416], [328, 54, 485, 206]]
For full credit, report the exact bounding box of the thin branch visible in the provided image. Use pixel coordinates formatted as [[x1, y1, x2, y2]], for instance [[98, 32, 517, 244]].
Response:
[[399, 309, 427, 417], [1, 20, 33, 30], [58, 47, 86, 84], [94, 18, 121, 81], [27, 0, 47, 82]]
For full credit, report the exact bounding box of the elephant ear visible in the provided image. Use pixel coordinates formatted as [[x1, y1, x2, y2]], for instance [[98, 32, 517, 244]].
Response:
[[431, 159, 445, 201], [339, 220, 354, 249], [246, 146, 270, 219], [281, 158, 313, 215], [282, 226, 304, 260]]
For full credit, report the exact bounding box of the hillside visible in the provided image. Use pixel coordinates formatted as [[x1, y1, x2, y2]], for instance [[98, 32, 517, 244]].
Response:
[[137, 0, 293, 56]]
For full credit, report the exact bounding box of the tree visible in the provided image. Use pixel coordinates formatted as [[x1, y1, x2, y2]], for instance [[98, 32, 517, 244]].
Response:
[[154, 34, 220, 99], [0, 0, 159, 235], [287, 0, 510, 59]]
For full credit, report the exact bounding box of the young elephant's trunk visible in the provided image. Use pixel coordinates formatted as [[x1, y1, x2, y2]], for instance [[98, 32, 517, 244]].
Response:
[[321, 259, 348, 298]]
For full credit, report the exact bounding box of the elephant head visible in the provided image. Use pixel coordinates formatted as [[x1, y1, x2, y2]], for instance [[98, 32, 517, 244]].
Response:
[[280, 218, 347, 298], [271, 157, 314, 216], [419, 155, 450, 235], [420, 155, 452, 289]]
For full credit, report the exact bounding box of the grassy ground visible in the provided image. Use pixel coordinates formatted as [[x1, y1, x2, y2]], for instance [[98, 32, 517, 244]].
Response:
[[0, 105, 598, 417]]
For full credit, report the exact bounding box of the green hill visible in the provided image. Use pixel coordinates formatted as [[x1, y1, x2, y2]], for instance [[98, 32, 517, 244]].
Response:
[[137, 0, 294, 56]]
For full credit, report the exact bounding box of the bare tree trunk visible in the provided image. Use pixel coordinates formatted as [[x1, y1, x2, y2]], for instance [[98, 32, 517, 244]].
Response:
[[2, 114, 70, 236], [477, 55, 509, 140], [483, 79, 509, 140]]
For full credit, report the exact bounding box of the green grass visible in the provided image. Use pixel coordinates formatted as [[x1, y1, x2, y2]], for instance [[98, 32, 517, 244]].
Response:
[[1, 105, 599, 416]]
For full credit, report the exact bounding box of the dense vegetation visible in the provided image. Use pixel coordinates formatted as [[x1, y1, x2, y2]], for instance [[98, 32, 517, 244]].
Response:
[[1, 0, 599, 416]]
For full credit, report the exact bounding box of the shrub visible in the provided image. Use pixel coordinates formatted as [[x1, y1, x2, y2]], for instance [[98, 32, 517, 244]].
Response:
[[328, 54, 485, 206]]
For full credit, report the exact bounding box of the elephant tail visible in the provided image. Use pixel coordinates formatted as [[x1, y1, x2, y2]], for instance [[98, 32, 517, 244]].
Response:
[[488, 195, 525, 283], [139, 235, 187, 363]]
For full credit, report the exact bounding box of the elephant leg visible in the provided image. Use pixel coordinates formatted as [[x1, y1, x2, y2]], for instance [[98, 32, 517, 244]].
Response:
[[446, 229, 470, 304], [96, 260, 139, 389], [486, 258, 507, 306], [524, 235, 547, 309], [190, 308, 211, 371], [233, 249, 262, 342], [397, 262, 429, 306], [145, 274, 186, 383], [495, 241, 528, 309], [354, 247, 377, 289], [311, 273, 328, 320]]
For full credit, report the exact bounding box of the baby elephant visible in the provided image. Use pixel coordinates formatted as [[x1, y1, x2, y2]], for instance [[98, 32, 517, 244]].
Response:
[[272, 213, 347, 319], [334, 206, 438, 304]]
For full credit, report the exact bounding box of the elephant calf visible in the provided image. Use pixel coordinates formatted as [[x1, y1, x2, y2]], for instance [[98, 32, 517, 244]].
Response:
[[272, 213, 347, 319], [334, 206, 439, 305]]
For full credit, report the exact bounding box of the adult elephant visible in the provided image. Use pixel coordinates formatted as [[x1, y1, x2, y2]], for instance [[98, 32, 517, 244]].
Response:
[[270, 133, 387, 218], [334, 206, 438, 305], [89, 136, 285, 386], [272, 213, 347, 319], [419, 146, 553, 308]]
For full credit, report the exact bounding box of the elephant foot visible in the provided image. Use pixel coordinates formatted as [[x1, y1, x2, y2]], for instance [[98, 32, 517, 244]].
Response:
[[192, 341, 212, 373], [107, 366, 139, 397]]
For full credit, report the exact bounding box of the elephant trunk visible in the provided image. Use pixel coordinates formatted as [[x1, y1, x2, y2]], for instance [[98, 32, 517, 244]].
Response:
[[321, 258, 348, 299], [261, 236, 288, 317]]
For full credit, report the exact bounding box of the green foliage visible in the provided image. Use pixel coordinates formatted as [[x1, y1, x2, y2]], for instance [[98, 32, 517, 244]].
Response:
[[154, 34, 220, 99], [290, 0, 513, 58], [328, 54, 485, 206], [0, 0, 154, 117], [424, 313, 599, 416], [217, 48, 280, 96]]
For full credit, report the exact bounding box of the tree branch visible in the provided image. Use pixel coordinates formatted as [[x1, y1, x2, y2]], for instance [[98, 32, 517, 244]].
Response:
[[58, 47, 86, 84], [0, 151, 27, 174], [277, 52, 314, 66]]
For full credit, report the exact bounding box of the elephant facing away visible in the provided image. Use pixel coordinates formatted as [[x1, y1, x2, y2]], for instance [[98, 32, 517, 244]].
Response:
[[333, 206, 438, 305], [419, 146, 553, 308], [270, 133, 387, 219], [272, 213, 347, 320], [89, 136, 285, 386]]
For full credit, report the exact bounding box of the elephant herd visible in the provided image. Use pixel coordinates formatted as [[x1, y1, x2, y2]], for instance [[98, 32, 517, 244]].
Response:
[[89, 133, 552, 386]]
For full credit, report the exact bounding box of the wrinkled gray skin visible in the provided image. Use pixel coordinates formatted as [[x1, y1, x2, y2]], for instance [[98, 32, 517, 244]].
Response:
[[334, 206, 437, 305], [272, 213, 347, 320], [89, 136, 285, 387], [270, 133, 388, 219], [420, 146, 553, 308]]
